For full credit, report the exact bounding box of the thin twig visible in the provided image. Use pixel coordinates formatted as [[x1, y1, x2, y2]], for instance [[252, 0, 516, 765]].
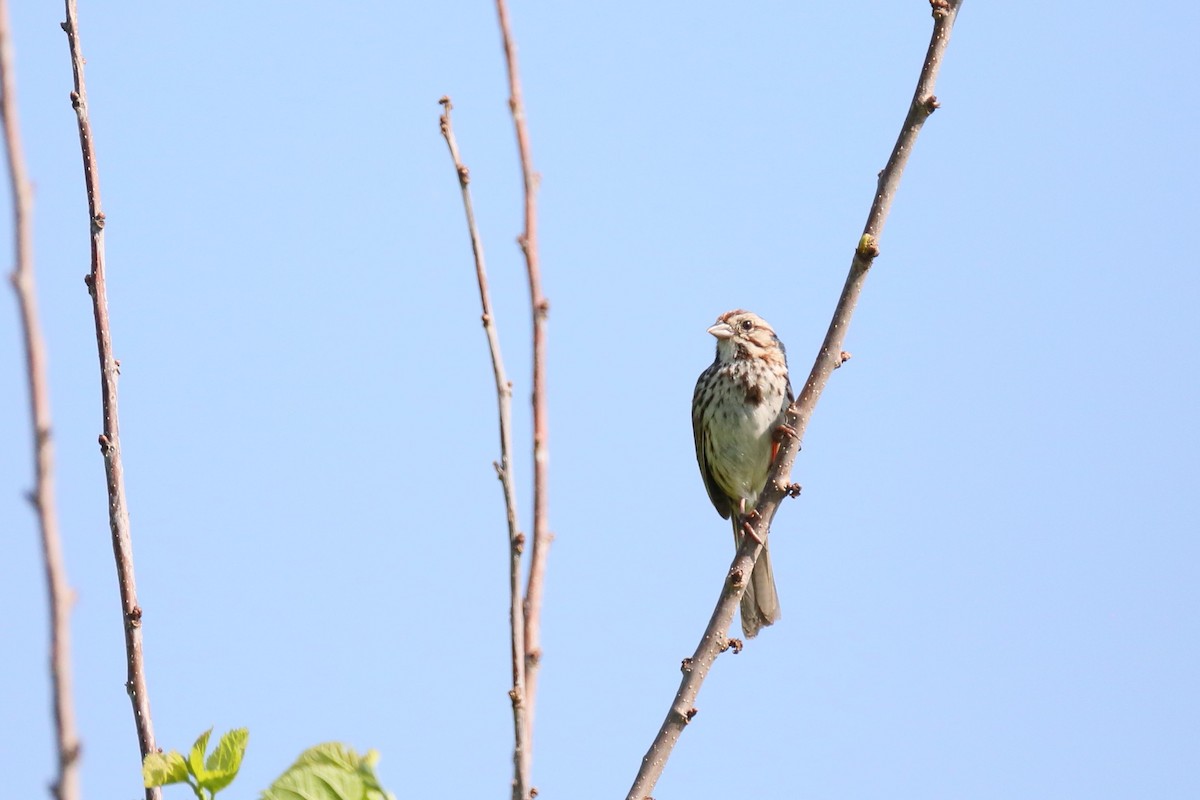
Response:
[[1, 4, 82, 798], [438, 96, 531, 800], [495, 0, 550, 764], [626, 2, 965, 797], [60, 3, 159, 797]]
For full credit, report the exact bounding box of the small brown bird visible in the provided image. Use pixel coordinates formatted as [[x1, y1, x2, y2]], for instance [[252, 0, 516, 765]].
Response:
[[692, 310, 792, 637]]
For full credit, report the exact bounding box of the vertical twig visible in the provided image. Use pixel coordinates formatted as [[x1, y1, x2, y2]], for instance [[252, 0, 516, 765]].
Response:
[[60, 3, 159, 797], [438, 97, 532, 800], [1, 3, 82, 798], [495, 0, 550, 755], [625, 2, 965, 797]]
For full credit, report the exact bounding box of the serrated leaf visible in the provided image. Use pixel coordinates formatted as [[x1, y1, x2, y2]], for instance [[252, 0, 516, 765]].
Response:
[[195, 728, 249, 796], [261, 742, 395, 800], [143, 750, 189, 787], [188, 728, 214, 783]]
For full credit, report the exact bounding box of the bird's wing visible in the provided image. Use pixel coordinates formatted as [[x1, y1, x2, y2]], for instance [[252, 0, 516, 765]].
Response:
[[692, 384, 732, 520]]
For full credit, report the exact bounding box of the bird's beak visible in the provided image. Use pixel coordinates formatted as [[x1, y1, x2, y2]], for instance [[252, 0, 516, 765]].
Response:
[[707, 321, 734, 340]]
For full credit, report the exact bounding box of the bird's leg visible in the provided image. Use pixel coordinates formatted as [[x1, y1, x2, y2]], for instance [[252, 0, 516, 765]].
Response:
[[741, 519, 764, 544], [770, 423, 798, 462], [738, 498, 765, 544]]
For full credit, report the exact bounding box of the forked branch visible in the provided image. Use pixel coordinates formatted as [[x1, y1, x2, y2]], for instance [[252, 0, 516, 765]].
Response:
[[1, 2, 81, 798], [626, 2, 965, 797], [61, 3, 160, 797]]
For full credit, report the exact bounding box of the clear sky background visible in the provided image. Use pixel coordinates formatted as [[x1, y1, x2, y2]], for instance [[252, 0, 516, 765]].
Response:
[[2, 2, 1198, 798]]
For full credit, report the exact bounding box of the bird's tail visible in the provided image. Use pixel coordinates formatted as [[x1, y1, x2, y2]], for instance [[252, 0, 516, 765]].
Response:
[[733, 517, 781, 637]]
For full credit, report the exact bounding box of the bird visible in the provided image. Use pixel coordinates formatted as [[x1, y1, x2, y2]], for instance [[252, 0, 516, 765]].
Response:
[[692, 310, 793, 637]]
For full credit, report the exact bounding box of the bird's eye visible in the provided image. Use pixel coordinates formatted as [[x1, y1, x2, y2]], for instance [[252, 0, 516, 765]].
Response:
[[739, 319, 754, 332]]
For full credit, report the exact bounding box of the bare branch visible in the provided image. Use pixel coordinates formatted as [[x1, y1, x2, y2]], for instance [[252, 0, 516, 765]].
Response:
[[1, 4, 82, 798], [626, 2, 965, 797], [495, 0, 550, 771], [438, 96, 531, 800], [60, 3, 160, 796]]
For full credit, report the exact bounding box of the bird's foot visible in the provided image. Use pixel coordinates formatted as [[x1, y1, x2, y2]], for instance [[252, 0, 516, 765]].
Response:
[[773, 423, 798, 442], [741, 517, 764, 544]]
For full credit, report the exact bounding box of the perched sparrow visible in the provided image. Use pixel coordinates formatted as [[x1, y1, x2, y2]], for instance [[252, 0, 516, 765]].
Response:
[[692, 310, 793, 637]]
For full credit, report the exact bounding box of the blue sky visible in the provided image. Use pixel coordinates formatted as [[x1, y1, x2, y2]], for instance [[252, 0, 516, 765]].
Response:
[[2, 2, 1198, 798]]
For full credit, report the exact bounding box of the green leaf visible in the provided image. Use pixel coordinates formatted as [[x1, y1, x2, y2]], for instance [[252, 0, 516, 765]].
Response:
[[261, 742, 395, 800], [143, 750, 190, 787], [195, 728, 249, 796], [188, 728, 214, 783]]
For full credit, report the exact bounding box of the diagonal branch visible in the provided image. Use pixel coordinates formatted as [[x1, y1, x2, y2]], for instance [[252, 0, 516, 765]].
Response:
[[625, 2, 965, 797], [438, 96, 531, 800], [61, 3, 160, 797], [495, 0, 551, 762], [1, 3, 82, 798]]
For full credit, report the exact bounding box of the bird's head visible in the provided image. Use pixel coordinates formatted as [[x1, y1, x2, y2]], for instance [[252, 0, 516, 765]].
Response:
[[707, 310, 783, 363]]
